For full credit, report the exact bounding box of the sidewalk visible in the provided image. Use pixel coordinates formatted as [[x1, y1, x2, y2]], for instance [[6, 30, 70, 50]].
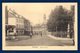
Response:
[[47, 35, 73, 41]]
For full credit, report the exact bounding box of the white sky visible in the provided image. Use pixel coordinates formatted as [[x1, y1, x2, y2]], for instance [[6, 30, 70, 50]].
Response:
[[3, 3, 75, 26]]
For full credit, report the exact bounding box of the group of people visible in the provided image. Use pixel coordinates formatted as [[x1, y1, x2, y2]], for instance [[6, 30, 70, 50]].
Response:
[[29, 31, 43, 38]]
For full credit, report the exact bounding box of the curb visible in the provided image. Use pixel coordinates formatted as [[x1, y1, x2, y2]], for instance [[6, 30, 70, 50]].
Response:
[[47, 35, 73, 41]]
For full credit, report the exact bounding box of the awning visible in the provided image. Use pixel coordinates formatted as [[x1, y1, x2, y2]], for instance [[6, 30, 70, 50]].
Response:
[[6, 25, 16, 30]]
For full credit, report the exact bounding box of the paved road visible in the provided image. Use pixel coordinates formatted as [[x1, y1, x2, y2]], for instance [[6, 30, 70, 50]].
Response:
[[6, 35, 73, 46]]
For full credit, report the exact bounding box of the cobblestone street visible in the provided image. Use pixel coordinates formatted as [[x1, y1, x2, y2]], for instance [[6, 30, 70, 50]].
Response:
[[6, 35, 73, 46]]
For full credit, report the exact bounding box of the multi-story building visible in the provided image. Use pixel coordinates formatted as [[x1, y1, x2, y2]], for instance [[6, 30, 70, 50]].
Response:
[[32, 24, 43, 36], [23, 17, 31, 35], [5, 7, 17, 37], [5, 6, 31, 38]]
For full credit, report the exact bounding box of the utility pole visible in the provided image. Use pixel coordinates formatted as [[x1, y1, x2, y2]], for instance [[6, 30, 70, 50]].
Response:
[[5, 6, 8, 36], [5, 6, 8, 24]]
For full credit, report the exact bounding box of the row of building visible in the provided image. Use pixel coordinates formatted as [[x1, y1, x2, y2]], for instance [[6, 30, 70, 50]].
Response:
[[5, 6, 32, 36]]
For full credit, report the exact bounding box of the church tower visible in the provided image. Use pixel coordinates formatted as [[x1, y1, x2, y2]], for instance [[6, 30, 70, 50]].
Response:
[[43, 14, 47, 35]]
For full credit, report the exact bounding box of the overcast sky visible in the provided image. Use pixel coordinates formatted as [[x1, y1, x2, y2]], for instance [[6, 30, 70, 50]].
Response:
[[3, 3, 76, 26]]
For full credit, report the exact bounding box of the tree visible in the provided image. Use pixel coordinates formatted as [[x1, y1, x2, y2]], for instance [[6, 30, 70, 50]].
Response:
[[47, 6, 70, 37]]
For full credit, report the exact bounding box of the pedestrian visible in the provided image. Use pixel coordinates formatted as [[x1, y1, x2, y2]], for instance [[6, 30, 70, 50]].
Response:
[[30, 32, 32, 38], [40, 31, 42, 37]]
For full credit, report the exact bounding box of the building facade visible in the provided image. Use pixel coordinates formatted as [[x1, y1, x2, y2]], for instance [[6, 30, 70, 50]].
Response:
[[23, 17, 31, 35], [32, 14, 48, 35], [5, 6, 31, 36]]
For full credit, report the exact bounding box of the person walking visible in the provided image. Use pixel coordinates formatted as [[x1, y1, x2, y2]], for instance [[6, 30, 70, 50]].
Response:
[[40, 31, 42, 37], [30, 32, 32, 38]]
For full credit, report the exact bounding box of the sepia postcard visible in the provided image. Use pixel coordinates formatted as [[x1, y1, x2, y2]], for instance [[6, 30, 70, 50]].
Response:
[[2, 3, 78, 50]]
